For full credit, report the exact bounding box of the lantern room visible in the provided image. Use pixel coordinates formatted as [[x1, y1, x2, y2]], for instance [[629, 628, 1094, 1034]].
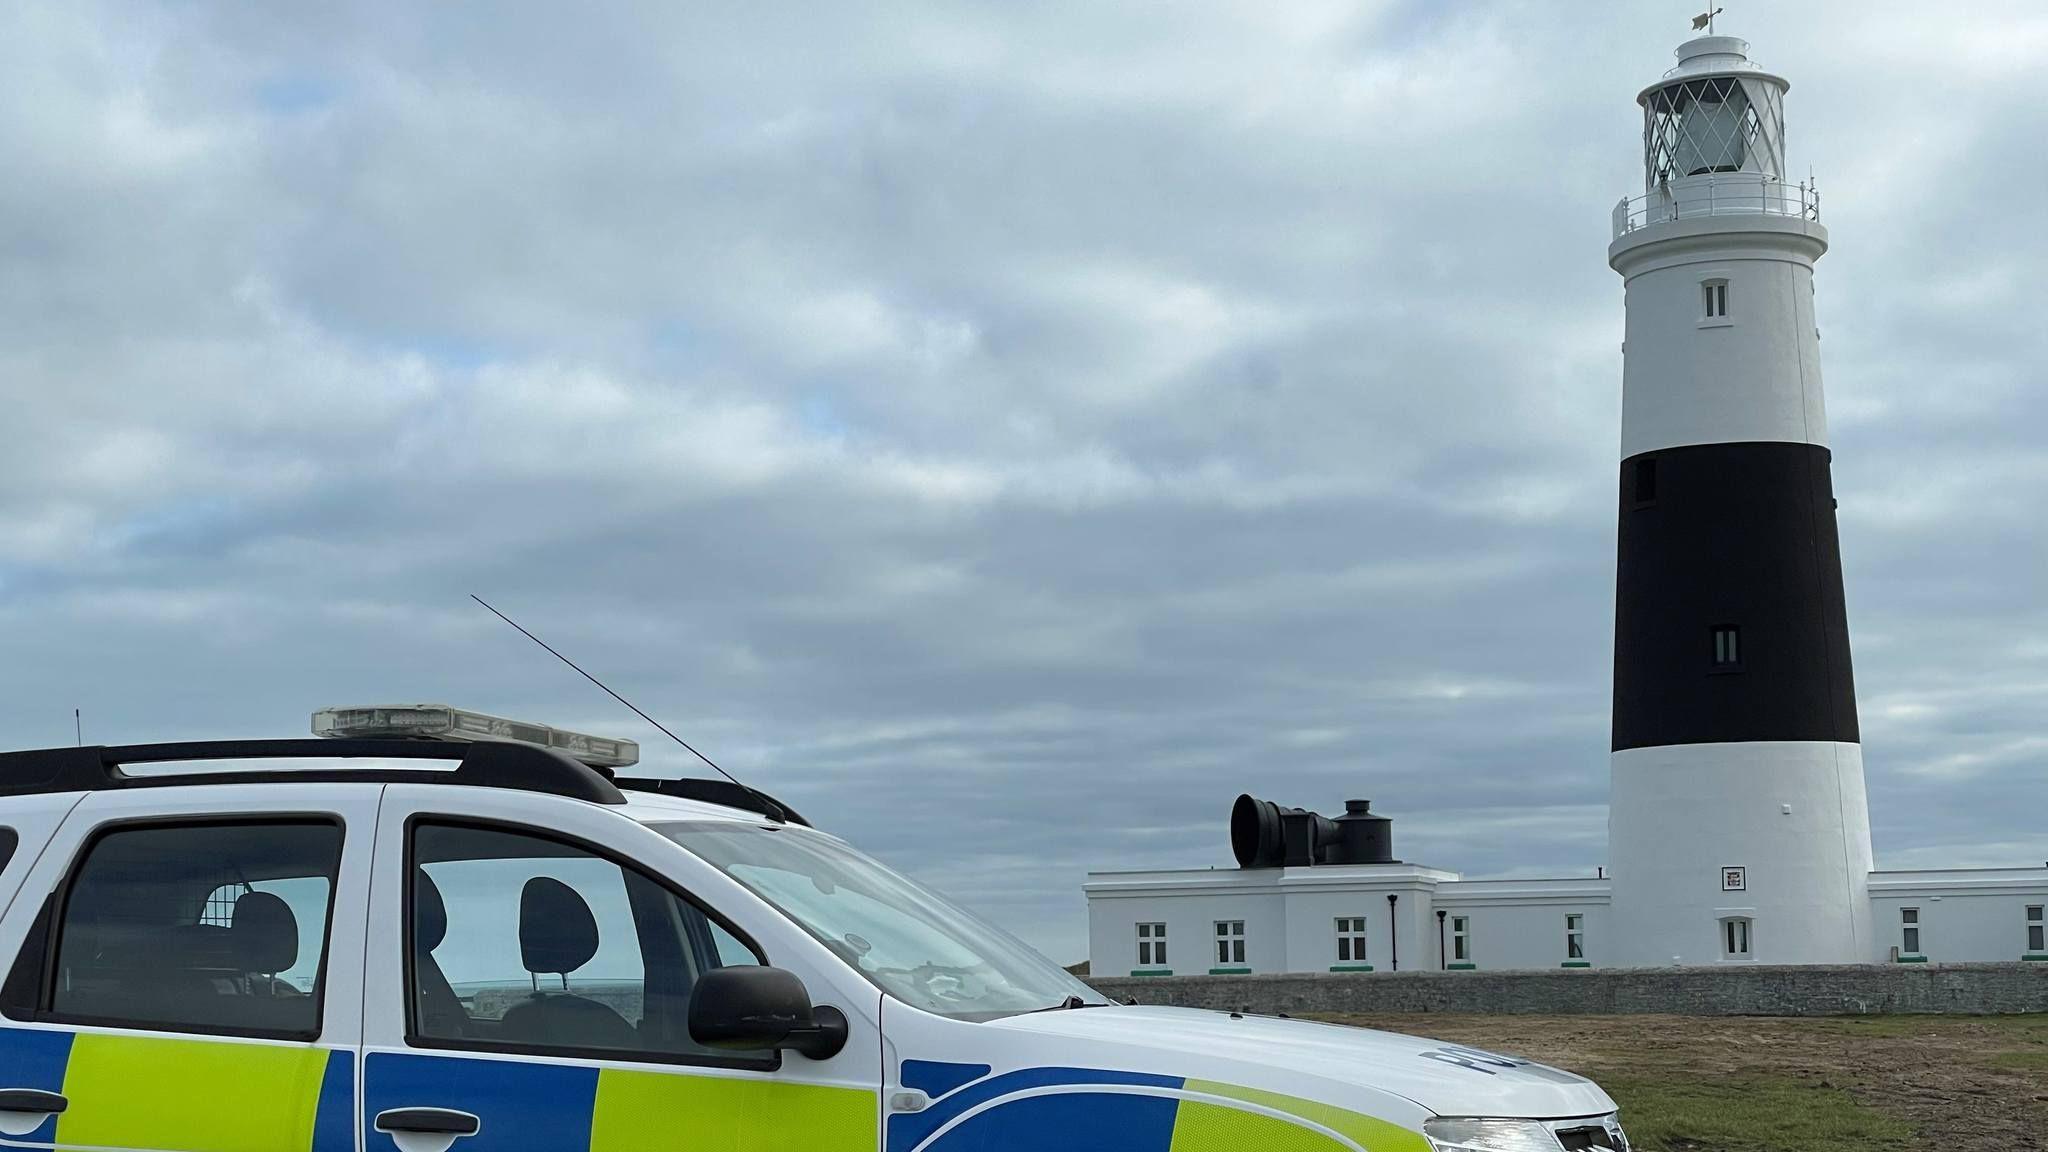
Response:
[[1639, 36, 1788, 188]]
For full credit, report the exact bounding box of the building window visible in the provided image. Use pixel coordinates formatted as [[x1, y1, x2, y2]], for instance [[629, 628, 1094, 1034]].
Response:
[[1565, 914, 1586, 961], [1703, 280, 1729, 319], [2028, 906, 2044, 954], [1451, 916, 1471, 963], [1712, 625, 1742, 669], [1214, 921, 1246, 966], [1335, 917, 1368, 964], [1901, 908, 1921, 956], [1632, 456, 1658, 506], [1136, 922, 1167, 967], [1721, 916, 1753, 960]]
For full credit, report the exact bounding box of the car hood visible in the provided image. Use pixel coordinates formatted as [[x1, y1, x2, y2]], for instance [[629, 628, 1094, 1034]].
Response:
[[989, 1005, 1615, 1120]]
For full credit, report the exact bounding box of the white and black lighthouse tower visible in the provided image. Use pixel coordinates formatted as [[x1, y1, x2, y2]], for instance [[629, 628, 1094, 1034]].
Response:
[[1081, 30, 2048, 981], [1606, 34, 1874, 965]]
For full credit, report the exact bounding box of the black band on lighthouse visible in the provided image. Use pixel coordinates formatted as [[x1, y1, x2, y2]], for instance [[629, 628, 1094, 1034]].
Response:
[[1612, 440, 1859, 752]]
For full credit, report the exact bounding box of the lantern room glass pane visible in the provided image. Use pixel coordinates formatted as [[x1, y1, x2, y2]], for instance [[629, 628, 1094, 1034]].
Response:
[[1646, 76, 1779, 184]]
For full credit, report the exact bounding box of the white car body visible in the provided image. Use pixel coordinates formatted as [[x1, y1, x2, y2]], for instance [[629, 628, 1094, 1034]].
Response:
[[0, 736, 1624, 1152]]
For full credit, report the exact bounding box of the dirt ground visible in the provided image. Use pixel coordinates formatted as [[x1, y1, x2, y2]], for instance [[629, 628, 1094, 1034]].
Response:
[[1320, 1013, 2048, 1151]]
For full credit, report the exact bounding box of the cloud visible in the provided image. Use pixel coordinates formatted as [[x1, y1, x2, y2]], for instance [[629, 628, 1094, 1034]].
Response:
[[1, 0, 2043, 962]]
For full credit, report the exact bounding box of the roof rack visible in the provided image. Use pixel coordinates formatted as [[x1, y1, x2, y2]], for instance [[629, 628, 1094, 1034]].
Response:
[[0, 739, 626, 805], [614, 777, 811, 828]]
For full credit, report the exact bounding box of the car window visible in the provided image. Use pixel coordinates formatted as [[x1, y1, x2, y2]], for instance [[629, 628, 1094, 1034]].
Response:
[[408, 822, 765, 1063], [46, 820, 342, 1038], [660, 821, 1103, 1020]]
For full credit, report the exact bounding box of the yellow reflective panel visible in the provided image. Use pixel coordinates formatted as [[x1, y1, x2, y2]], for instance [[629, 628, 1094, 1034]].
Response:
[[1170, 1100, 1350, 1152], [591, 1067, 877, 1152], [58, 1033, 328, 1152], [1180, 1080, 1431, 1152]]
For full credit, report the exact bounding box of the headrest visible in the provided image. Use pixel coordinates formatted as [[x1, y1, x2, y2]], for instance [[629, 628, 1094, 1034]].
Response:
[[519, 877, 599, 977], [415, 871, 448, 952], [148, 924, 237, 971], [232, 892, 298, 976]]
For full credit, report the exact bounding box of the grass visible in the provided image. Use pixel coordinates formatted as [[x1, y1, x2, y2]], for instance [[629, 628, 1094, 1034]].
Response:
[[1315, 1012, 2048, 1151], [1310, 1008, 2048, 1139], [1601, 1075, 1913, 1152]]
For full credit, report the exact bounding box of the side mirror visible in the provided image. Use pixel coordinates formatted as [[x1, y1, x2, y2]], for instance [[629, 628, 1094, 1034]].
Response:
[[688, 966, 848, 1060]]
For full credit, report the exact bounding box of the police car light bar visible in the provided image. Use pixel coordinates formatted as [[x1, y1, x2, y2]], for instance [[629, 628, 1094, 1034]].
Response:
[[311, 705, 641, 770]]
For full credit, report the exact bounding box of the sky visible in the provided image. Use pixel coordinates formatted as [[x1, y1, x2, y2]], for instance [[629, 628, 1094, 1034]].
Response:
[[2, 1, 2044, 964]]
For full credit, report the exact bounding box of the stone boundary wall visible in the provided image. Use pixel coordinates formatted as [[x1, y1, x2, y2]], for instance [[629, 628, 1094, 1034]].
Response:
[[1085, 963, 2048, 1016]]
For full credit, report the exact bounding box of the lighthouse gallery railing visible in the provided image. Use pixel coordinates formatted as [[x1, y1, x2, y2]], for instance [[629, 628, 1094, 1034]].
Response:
[[1612, 175, 1820, 240]]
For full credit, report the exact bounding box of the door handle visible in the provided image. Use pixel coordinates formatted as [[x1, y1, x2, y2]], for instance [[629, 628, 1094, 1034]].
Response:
[[374, 1108, 481, 1137], [0, 1090, 66, 1115]]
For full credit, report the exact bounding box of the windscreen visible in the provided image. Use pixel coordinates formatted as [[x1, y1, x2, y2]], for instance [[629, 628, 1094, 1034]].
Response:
[[658, 821, 1103, 1021]]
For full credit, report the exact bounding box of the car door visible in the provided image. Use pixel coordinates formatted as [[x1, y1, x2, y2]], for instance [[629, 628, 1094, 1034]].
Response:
[[359, 784, 884, 1152], [0, 783, 373, 1152]]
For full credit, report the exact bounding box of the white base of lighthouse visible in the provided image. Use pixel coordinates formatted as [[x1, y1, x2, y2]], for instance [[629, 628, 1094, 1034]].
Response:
[[1608, 741, 1875, 967]]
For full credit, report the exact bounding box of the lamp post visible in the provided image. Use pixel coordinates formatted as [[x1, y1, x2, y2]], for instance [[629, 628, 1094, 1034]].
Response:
[[1437, 909, 1447, 971], [1387, 893, 1400, 972]]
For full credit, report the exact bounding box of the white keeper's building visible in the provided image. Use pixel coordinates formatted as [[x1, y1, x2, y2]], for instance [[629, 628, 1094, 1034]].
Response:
[[1084, 33, 2048, 978]]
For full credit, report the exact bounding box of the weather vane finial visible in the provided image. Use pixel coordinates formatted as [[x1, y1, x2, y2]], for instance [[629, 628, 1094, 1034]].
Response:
[[1693, 6, 1725, 33]]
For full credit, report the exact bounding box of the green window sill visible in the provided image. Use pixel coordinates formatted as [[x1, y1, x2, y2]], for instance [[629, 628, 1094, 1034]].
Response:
[[2023, 953, 2048, 962], [1447, 962, 1478, 970], [1561, 960, 1592, 969], [1895, 954, 1928, 964], [1329, 964, 1375, 972], [1208, 967, 1252, 976], [1128, 969, 1175, 977]]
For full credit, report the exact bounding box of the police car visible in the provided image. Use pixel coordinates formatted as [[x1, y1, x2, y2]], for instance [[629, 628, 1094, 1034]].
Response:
[[0, 705, 1627, 1152]]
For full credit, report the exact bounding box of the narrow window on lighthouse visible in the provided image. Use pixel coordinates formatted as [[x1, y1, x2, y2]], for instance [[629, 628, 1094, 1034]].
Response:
[[1632, 457, 1658, 507], [1900, 908, 1922, 956], [1565, 914, 1586, 961], [2028, 906, 2044, 954], [1703, 279, 1730, 319], [1720, 916, 1753, 960], [1711, 625, 1742, 669]]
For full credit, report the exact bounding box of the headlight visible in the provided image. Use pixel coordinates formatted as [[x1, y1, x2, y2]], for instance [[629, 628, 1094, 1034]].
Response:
[[1425, 1119, 1562, 1151], [1424, 1116, 1630, 1152]]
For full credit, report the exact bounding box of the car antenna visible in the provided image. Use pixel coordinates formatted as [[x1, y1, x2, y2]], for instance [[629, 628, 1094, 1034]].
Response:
[[469, 593, 748, 791]]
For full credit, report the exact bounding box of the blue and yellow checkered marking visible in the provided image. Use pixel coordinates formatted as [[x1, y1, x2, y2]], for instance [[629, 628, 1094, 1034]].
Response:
[[0, 1027, 1425, 1152], [0, 1027, 352, 1152], [362, 1051, 879, 1152], [885, 1062, 1431, 1152]]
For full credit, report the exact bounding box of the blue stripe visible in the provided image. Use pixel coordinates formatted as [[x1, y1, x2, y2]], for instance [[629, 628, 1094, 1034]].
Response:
[[900, 1060, 990, 1101], [310, 1049, 354, 1152], [922, 1088, 1181, 1152], [0, 1028, 72, 1146], [886, 1067, 1183, 1152], [363, 1051, 597, 1152]]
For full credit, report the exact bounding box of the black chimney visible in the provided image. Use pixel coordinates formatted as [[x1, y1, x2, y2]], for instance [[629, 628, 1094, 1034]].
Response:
[[1333, 799, 1395, 865]]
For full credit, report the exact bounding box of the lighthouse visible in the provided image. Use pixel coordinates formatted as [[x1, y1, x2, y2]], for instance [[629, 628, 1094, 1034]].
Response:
[[1083, 31, 2048, 982], [1606, 35, 1873, 965]]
